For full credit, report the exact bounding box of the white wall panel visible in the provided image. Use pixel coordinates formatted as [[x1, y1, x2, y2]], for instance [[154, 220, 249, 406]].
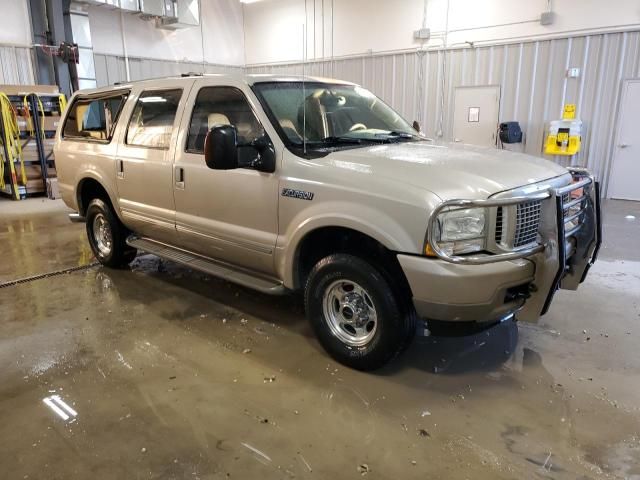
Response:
[[247, 31, 640, 196], [93, 53, 243, 86], [0, 0, 31, 46], [0, 46, 35, 85], [243, 0, 640, 65], [88, 0, 245, 66]]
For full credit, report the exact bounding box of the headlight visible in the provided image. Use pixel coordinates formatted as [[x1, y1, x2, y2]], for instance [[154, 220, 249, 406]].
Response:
[[438, 208, 486, 241], [428, 208, 487, 256]]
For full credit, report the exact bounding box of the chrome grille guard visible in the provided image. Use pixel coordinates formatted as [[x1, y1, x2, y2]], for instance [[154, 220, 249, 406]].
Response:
[[426, 167, 602, 271]]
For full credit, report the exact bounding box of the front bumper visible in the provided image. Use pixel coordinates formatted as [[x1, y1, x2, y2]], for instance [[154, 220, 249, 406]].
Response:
[[402, 168, 602, 323], [398, 254, 534, 322]]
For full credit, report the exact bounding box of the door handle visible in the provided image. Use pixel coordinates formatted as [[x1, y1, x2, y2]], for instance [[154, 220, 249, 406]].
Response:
[[175, 166, 185, 190], [618, 144, 630, 148], [116, 159, 124, 179]]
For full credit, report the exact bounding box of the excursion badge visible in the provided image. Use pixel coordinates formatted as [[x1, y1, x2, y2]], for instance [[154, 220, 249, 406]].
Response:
[[281, 188, 314, 201]]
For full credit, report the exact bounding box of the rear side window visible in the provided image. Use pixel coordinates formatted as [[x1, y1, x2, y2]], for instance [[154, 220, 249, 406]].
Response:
[[63, 93, 128, 141], [126, 89, 182, 149]]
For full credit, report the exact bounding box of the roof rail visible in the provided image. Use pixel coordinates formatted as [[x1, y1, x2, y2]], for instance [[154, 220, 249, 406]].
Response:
[[109, 72, 205, 87]]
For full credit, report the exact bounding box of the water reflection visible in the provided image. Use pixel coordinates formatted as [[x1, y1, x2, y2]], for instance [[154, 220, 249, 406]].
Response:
[[390, 319, 519, 375], [42, 395, 78, 422], [99, 257, 520, 376]]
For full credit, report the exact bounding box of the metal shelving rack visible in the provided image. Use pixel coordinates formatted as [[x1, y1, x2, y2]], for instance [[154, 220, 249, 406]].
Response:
[[0, 111, 19, 198], [1, 86, 65, 199]]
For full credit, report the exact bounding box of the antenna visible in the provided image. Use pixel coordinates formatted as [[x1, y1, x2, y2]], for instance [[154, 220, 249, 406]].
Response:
[[302, 18, 307, 154]]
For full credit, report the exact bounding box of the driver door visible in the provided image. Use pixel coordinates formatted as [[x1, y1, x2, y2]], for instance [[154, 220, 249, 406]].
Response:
[[172, 82, 279, 275]]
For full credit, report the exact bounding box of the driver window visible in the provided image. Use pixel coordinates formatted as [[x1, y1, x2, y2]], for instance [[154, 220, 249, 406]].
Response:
[[186, 87, 265, 153]]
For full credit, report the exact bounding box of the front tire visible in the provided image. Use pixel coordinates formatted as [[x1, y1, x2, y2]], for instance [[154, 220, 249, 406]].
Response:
[[86, 198, 136, 268], [305, 254, 415, 371]]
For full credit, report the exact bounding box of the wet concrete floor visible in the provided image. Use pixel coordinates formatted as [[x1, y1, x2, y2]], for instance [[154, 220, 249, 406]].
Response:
[[1, 198, 639, 479]]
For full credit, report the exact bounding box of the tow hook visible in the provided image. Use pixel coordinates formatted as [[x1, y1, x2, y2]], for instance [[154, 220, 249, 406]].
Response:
[[505, 283, 534, 303]]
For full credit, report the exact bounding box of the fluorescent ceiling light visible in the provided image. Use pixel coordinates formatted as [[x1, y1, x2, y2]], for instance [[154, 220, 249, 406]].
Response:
[[240, 0, 262, 4], [139, 97, 168, 103]]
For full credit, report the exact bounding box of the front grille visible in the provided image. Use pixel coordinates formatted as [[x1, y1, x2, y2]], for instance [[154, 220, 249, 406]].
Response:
[[495, 207, 504, 243], [513, 200, 542, 247]]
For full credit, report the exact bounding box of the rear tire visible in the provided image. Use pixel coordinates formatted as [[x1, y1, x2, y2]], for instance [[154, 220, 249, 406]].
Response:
[[305, 253, 415, 371], [85, 198, 137, 268]]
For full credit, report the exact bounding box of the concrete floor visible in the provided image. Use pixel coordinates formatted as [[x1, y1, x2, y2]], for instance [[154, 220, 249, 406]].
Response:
[[1, 197, 639, 479]]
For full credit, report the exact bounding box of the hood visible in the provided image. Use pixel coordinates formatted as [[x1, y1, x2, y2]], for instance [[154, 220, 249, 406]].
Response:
[[324, 141, 570, 200]]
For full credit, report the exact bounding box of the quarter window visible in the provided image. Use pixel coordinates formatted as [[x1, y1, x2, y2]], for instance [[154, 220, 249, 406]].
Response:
[[186, 87, 265, 153], [62, 93, 128, 141], [126, 89, 182, 149]]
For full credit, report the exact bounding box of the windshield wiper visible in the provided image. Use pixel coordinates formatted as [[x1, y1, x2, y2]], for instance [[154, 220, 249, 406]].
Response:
[[302, 133, 414, 149], [375, 131, 420, 141], [293, 136, 368, 151], [319, 136, 366, 145]]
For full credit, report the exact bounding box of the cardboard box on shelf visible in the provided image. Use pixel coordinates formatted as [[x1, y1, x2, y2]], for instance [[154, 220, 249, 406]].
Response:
[[25, 178, 45, 195], [43, 117, 61, 132], [0, 84, 60, 96]]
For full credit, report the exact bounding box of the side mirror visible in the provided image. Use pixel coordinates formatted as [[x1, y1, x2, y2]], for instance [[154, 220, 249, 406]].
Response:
[[249, 134, 276, 173], [412, 120, 421, 133], [204, 125, 238, 170]]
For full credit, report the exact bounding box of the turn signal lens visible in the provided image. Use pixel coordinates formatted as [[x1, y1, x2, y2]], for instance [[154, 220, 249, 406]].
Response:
[[425, 243, 437, 257]]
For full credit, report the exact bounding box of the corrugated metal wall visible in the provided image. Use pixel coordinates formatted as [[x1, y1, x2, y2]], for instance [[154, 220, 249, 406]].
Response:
[[0, 45, 241, 91], [0, 46, 35, 85], [93, 53, 243, 87], [247, 31, 640, 197], [2, 31, 638, 196]]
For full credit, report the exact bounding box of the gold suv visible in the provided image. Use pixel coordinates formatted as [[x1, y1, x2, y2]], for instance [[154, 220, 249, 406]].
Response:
[[55, 74, 601, 370]]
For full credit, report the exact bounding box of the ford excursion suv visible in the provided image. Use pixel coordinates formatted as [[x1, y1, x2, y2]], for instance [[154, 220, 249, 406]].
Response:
[[55, 74, 601, 370]]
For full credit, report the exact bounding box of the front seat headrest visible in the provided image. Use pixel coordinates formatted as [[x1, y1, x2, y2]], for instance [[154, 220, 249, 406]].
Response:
[[208, 113, 231, 129]]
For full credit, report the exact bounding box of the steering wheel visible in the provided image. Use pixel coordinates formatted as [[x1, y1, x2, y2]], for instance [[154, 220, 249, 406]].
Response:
[[349, 123, 367, 132]]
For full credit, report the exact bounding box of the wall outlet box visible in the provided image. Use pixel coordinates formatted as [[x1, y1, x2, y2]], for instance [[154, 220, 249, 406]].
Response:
[[567, 67, 581, 78], [414, 28, 431, 40], [540, 11, 555, 25]]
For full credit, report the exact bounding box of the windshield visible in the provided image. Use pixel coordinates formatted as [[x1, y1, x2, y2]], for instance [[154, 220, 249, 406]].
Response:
[[253, 82, 421, 149]]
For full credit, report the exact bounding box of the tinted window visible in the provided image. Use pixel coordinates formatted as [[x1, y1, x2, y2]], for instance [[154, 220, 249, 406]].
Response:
[[126, 89, 182, 149], [186, 87, 264, 153], [63, 94, 128, 141]]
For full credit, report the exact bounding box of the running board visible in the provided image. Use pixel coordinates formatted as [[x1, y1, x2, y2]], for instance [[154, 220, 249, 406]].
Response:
[[126, 236, 286, 295]]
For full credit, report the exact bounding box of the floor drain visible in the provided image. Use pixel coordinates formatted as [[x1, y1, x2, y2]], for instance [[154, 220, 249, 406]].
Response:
[[0, 262, 100, 289]]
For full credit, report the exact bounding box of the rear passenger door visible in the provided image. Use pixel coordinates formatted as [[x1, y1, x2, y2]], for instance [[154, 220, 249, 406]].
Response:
[[115, 87, 188, 242]]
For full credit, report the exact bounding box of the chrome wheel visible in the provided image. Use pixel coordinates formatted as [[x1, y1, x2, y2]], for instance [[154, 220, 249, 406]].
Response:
[[322, 279, 378, 347], [92, 213, 113, 257]]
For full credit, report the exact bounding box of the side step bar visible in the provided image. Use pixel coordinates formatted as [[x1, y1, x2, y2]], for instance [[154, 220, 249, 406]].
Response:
[[69, 213, 85, 223], [126, 236, 287, 295]]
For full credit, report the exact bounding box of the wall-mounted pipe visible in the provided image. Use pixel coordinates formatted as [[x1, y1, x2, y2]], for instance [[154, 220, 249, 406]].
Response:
[[331, 0, 334, 74], [422, 0, 428, 29], [120, 9, 131, 82], [436, 0, 450, 137]]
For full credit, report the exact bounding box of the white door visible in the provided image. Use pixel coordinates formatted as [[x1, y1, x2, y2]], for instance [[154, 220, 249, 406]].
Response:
[[452, 85, 500, 147], [609, 79, 640, 201]]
